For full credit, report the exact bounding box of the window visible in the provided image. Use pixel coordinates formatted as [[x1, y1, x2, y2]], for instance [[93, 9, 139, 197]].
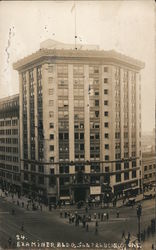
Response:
[[64, 133, 69, 140], [24, 173, 29, 181], [50, 134, 54, 140], [95, 111, 99, 118], [50, 157, 54, 162], [104, 122, 109, 128], [132, 170, 136, 178], [116, 173, 121, 182], [104, 111, 108, 116], [80, 144, 84, 151], [124, 172, 129, 180], [73, 65, 84, 75], [132, 161, 136, 167], [31, 164, 36, 172], [80, 133, 84, 140], [124, 162, 129, 169], [38, 165, 44, 173], [95, 100, 99, 106], [104, 78, 108, 83], [95, 124, 100, 129], [48, 65, 53, 73], [49, 111, 54, 118], [95, 133, 99, 139], [57, 65, 68, 74], [50, 168, 54, 174], [38, 176, 44, 185], [49, 100, 54, 106], [49, 122, 54, 129], [104, 89, 108, 94], [104, 67, 108, 72], [104, 133, 109, 139], [95, 91, 99, 96], [116, 163, 121, 171], [105, 155, 109, 160], [105, 166, 109, 172], [94, 68, 99, 74], [50, 145, 54, 151], [49, 89, 54, 95], [59, 133, 63, 140], [104, 100, 108, 105], [115, 132, 120, 139], [48, 77, 53, 84], [105, 144, 109, 149], [75, 133, 79, 140]]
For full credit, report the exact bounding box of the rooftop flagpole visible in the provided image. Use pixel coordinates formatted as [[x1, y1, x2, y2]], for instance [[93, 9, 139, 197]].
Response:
[[71, 1, 77, 50]]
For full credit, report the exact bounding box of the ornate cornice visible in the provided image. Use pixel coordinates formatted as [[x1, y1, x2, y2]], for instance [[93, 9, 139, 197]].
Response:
[[13, 48, 145, 72]]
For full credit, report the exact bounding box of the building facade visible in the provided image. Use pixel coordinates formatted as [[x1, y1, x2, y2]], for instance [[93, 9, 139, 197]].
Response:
[[0, 94, 20, 193], [142, 152, 156, 191], [13, 40, 144, 203]]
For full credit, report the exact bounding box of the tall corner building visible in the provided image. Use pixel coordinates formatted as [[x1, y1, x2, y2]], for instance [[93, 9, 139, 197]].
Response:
[[13, 40, 144, 203], [0, 94, 21, 192]]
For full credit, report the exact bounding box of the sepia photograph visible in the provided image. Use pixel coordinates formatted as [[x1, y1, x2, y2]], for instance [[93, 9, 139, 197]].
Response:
[[0, 0, 155, 249]]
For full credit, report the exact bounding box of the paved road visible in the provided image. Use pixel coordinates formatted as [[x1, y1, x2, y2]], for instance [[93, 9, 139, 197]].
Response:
[[0, 196, 155, 249]]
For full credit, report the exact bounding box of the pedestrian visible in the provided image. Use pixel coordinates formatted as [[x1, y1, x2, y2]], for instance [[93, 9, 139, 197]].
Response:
[[101, 213, 103, 221], [86, 223, 89, 232], [94, 213, 97, 220], [21, 222, 24, 231], [72, 214, 75, 223], [116, 210, 119, 218], [8, 237, 12, 247], [85, 206, 88, 213], [98, 213, 100, 219], [60, 211, 62, 218], [11, 208, 15, 215], [128, 232, 131, 240], [106, 212, 109, 220], [69, 216, 71, 224], [95, 220, 98, 227], [122, 231, 125, 239], [95, 226, 98, 235], [144, 229, 146, 240]]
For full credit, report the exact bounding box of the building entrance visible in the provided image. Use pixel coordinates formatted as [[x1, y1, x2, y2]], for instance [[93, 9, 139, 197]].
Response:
[[74, 187, 86, 202]]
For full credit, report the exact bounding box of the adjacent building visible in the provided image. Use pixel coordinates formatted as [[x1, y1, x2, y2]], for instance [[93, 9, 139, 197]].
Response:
[[0, 94, 20, 193], [142, 152, 156, 191], [13, 40, 144, 203]]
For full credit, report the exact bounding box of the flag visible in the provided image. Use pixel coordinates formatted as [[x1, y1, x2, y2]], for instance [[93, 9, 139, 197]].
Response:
[[88, 84, 91, 95], [71, 2, 75, 13], [88, 84, 94, 96]]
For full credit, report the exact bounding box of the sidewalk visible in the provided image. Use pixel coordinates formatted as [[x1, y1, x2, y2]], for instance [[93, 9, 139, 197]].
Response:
[[0, 188, 155, 213], [116, 189, 156, 208], [0, 190, 49, 212]]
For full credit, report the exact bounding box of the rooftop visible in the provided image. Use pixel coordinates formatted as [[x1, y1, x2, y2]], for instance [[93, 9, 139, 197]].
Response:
[[0, 94, 19, 105], [13, 39, 145, 71]]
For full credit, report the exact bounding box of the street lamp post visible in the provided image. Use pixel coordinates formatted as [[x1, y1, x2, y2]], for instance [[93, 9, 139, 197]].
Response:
[[137, 204, 142, 243]]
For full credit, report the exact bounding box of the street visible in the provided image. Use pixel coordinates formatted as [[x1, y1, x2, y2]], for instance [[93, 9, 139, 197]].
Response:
[[0, 194, 155, 249]]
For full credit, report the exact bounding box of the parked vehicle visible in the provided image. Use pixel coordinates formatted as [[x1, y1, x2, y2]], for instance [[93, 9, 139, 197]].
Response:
[[125, 198, 135, 206], [143, 194, 153, 200]]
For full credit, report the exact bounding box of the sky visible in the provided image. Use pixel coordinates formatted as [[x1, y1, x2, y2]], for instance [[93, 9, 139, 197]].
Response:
[[0, 0, 155, 132]]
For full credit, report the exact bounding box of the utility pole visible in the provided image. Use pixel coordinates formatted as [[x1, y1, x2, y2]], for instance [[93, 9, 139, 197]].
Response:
[[137, 204, 142, 243]]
